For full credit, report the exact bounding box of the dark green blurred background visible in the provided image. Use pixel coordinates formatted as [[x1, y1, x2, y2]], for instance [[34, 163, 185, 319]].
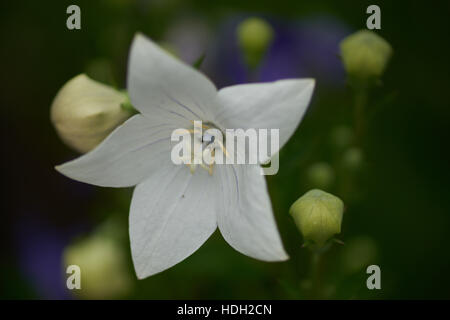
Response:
[[1, 0, 449, 299]]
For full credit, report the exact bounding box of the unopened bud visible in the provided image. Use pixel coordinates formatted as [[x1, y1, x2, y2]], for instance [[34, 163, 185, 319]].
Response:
[[340, 30, 392, 82], [237, 17, 274, 69], [51, 74, 133, 153], [64, 234, 132, 299], [290, 189, 344, 249]]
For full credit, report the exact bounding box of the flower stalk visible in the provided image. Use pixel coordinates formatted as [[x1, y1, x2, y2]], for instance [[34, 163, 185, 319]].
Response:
[[310, 251, 322, 299], [353, 87, 368, 145]]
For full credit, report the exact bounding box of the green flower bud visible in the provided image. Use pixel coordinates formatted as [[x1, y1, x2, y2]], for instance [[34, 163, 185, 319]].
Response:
[[63, 234, 132, 299], [51, 74, 133, 153], [237, 17, 274, 69], [307, 162, 335, 190], [289, 189, 344, 248], [340, 30, 392, 82], [342, 147, 363, 171]]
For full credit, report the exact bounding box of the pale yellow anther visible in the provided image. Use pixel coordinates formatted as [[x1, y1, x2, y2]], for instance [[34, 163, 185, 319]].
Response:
[[180, 122, 225, 176]]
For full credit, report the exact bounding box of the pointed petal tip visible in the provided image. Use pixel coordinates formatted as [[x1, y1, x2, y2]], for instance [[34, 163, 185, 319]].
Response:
[[297, 78, 315, 98], [54, 160, 74, 177], [268, 250, 290, 262], [135, 269, 150, 280], [133, 32, 147, 43], [246, 250, 290, 263], [280, 252, 290, 261], [54, 163, 65, 174], [134, 270, 145, 280], [131, 256, 153, 280], [288, 77, 315, 89], [132, 257, 166, 280], [130, 33, 153, 55], [302, 78, 316, 89], [54, 162, 77, 182]]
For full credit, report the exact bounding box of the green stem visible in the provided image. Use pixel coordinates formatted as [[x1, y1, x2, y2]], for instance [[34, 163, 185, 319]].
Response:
[[310, 252, 322, 299], [354, 89, 368, 145]]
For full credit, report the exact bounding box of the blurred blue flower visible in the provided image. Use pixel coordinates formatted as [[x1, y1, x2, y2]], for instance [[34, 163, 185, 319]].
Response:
[[288, 17, 350, 85], [15, 218, 87, 299], [209, 15, 350, 87]]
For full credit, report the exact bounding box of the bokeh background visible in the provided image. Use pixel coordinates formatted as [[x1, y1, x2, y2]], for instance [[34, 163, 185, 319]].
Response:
[[1, 0, 450, 299]]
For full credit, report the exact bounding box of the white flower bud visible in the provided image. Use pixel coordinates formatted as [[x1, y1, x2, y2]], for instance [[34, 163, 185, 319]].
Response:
[[51, 74, 132, 153]]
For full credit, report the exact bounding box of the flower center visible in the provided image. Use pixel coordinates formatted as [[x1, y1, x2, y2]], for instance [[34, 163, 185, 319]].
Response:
[[183, 121, 227, 176]]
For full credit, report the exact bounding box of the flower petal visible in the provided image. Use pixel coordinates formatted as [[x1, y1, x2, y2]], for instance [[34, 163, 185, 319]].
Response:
[[127, 33, 219, 125], [130, 165, 217, 278], [55, 114, 176, 187], [215, 79, 315, 161], [216, 164, 288, 261]]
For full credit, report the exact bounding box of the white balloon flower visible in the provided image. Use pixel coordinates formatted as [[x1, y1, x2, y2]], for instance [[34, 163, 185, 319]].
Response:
[[56, 33, 315, 278]]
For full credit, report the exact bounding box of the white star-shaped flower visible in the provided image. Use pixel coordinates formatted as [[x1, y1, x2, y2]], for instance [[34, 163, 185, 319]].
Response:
[[56, 34, 315, 279]]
